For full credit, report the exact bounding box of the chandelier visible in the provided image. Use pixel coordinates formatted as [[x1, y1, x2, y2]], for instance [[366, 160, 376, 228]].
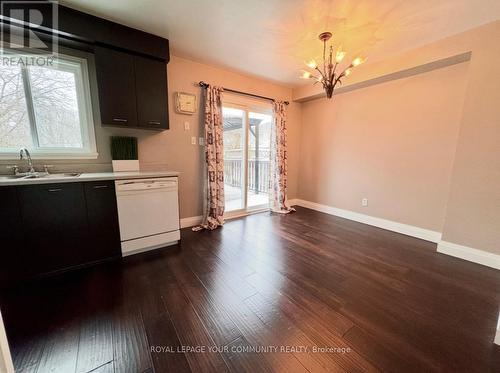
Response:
[[301, 32, 365, 99]]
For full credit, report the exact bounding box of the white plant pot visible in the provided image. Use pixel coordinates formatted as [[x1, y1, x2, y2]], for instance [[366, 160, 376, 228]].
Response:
[[112, 160, 140, 172]]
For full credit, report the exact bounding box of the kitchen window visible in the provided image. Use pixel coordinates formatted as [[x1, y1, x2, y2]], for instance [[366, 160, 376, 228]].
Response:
[[0, 53, 97, 159]]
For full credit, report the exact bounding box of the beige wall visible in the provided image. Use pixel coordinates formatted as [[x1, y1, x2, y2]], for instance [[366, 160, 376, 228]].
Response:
[[295, 20, 500, 256], [139, 55, 301, 219], [440, 22, 500, 254], [299, 62, 468, 231]]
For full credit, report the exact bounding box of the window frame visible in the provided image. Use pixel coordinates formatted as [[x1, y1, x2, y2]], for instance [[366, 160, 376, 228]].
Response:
[[0, 52, 98, 160]]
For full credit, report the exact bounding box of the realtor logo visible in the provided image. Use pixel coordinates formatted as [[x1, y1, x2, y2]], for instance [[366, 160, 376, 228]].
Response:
[[0, 0, 58, 55]]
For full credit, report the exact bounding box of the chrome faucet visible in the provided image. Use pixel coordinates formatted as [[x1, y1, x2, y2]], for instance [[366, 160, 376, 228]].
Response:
[[19, 147, 36, 174]]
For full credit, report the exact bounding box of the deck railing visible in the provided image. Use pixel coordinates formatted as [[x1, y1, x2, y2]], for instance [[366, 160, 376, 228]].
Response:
[[224, 159, 270, 193]]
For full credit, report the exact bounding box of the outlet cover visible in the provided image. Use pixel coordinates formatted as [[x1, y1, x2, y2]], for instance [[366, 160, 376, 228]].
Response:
[[191, 136, 196, 145], [362, 198, 368, 207]]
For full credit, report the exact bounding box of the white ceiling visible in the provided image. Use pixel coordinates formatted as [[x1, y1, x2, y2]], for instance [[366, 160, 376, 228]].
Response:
[[62, 0, 500, 87]]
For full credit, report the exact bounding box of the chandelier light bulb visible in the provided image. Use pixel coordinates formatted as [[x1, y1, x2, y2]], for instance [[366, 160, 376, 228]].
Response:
[[352, 57, 365, 66], [344, 68, 351, 76], [301, 71, 312, 79], [335, 48, 346, 63], [306, 59, 318, 69]]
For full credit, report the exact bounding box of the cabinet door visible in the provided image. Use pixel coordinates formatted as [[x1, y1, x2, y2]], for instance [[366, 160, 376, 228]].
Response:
[[19, 183, 89, 276], [0, 187, 24, 285], [84, 181, 121, 262], [95, 46, 138, 127], [134, 55, 169, 130]]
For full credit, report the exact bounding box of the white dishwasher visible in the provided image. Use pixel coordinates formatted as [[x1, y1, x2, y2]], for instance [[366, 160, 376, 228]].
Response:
[[115, 177, 180, 256]]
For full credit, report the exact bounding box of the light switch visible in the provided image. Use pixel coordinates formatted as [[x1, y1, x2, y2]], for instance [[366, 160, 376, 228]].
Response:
[[184, 121, 190, 130], [191, 136, 196, 145], [199, 137, 204, 146]]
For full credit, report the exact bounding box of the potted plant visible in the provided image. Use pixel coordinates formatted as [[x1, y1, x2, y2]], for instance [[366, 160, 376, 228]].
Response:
[[111, 136, 139, 172]]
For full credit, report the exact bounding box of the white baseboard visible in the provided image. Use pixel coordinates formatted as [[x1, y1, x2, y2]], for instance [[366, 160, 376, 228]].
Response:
[[183, 200, 499, 272], [290, 199, 442, 243], [495, 316, 500, 345], [437, 241, 500, 270], [180, 215, 203, 228], [0, 311, 14, 373]]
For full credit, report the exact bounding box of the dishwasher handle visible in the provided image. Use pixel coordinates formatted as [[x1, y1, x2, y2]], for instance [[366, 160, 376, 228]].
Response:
[[116, 179, 177, 193]]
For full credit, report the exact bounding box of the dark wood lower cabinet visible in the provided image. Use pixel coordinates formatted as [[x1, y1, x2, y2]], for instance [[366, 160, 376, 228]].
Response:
[[0, 181, 121, 286], [0, 187, 23, 284], [19, 182, 89, 276], [84, 181, 121, 263]]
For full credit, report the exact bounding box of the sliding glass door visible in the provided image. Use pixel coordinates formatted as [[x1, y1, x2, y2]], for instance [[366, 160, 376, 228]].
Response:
[[222, 100, 272, 215]]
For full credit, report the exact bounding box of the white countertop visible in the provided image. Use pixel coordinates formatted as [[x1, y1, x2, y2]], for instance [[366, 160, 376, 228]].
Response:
[[0, 171, 179, 186]]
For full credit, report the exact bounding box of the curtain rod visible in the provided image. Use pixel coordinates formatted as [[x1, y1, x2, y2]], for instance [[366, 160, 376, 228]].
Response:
[[198, 81, 289, 105]]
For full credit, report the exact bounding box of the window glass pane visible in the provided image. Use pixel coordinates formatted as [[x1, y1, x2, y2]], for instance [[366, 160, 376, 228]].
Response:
[[0, 64, 33, 148], [223, 107, 245, 212], [28, 66, 83, 148], [247, 112, 272, 208]]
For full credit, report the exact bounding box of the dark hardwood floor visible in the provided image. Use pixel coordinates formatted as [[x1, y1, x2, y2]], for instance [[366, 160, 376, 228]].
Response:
[[1, 207, 499, 372]]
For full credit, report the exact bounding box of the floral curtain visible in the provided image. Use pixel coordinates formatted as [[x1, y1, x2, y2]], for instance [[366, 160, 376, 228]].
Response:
[[270, 101, 295, 214], [193, 85, 225, 231]]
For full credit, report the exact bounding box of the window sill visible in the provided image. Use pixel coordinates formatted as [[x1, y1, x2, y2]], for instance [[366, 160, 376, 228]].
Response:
[[0, 152, 99, 160]]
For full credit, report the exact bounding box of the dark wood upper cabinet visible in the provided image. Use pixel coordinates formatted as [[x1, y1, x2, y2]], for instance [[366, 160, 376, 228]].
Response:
[[95, 46, 138, 128], [135, 56, 169, 130], [95, 46, 169, 131], [1, 5, 169, 61]]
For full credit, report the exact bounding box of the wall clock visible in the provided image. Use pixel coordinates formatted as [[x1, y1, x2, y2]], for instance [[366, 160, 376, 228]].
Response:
[[175, 92, 197, 115]]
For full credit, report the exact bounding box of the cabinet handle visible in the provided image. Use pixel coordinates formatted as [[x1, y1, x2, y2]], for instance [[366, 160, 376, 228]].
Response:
[[93, 185, 108, 189], [113, 118, 128, 123], [148, 120, 161, 125], [48, 188, 62, 192]]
